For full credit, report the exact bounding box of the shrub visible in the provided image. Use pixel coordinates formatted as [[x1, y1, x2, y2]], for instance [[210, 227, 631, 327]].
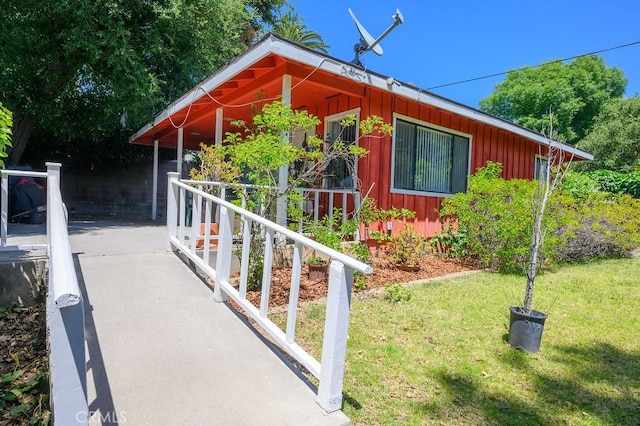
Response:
[[554, 191, 640, 262], [441, 162, 640, 273], [559, 171, 600, 200], [384, 282, 412, 303], [587, 169, 640, 199], [387, 224, 430, 267], [440, 162, 557, 273]]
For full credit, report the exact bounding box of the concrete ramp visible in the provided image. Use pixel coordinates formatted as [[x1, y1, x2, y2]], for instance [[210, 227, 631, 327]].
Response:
[[63, 221, 350, 425]]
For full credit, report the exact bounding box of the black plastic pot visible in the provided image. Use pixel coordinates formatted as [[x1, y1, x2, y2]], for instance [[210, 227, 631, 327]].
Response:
[[508, 307, 548, 352]]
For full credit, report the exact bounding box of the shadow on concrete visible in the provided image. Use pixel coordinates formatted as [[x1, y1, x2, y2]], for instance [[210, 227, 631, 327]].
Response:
[[174, 250, 321, 396], [74, 254, 121, 426], [6, 217, 165, 238]]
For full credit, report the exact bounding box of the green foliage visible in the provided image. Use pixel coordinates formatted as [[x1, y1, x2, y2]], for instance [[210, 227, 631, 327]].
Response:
[[1, 0, 284, 165], [387, 224, 431, 267], [358, 197, 415, 241], [440, 162, 545, 273], [559, 171, 600, 200], [269, 9, 329, 53], [430, 225, 468, 258], [587, 169, 640, 198], [383, 282, 412, 303], [576, 96, 640, 173], [353, 272, 368, 292], [0, 103, 11, 168], [553, 191, 640, 262], [191, 101, 391, 287], [346, 241, 371, 264], [442, 162, 640, 273], [480, 56, 627, 144]]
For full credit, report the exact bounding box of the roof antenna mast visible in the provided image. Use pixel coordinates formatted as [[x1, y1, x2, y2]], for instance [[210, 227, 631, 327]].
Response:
[[349, 8, 404, 67]]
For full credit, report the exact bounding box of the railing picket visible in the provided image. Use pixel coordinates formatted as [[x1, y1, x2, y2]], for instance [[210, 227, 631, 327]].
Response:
[[259, 229, 274, 319], [203, 199, 212, 265], [213, 204, 233, 303], [328, 194, 334, 220], [190, 188, 201, 255], [285, 242, 303, 344], [178, 186, 186, 245], [1, 173, 8, 247]]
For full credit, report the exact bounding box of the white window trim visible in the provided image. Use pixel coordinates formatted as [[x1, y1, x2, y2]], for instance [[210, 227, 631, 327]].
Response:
[[324, 108, 361, 189], [390, 113, 473, 198], [534, 154, 549, 180]]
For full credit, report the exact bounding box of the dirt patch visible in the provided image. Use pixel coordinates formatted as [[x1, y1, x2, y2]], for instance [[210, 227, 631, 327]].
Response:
[[0, 297, 50, 425]]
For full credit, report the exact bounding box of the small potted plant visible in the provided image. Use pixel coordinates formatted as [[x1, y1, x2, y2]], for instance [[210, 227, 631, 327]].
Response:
[[306, 214, 343, 280], [387, 224, 430, 272], [307, 254, 329, 280]]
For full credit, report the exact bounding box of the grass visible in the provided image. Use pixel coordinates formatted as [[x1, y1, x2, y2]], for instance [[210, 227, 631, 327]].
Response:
[[284, 257, 640, 425]]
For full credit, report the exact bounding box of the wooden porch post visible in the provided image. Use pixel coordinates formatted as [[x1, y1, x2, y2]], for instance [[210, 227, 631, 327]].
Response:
[[152, 139, 159, 220], [277, 74, 292, 228], [215, 108, 223, 145], [177, 127, 184, 178]]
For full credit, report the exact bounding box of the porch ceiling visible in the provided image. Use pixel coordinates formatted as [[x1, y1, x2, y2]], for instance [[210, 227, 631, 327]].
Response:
[[132, 54, 365, 150]]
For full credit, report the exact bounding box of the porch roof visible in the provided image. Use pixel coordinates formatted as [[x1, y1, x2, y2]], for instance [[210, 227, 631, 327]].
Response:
[[129, 33, 593, 161]]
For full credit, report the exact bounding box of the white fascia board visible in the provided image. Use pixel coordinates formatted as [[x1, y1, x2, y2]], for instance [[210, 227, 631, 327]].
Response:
[[129, 122, 154, 143], [269, 38, 593, 160]]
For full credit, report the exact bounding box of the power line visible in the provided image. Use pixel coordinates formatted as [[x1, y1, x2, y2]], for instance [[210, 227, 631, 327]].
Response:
[[426, 40, 640, 91]]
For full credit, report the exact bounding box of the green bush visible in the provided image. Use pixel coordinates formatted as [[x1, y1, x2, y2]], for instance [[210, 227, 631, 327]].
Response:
[[588, 169, 640, 199], [441, 162, 640, 273], [554, 191, 640, 262], [559, 171, 600, 200], [440, 162, 555, 273]]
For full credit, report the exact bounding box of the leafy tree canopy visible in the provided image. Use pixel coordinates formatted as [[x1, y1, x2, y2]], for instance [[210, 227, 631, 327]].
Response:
[[480, 56, 627, 144], [0, 0, 285, 166], [575, 96, 640, 173], [269, 9, 329, 53], [0, 102, 12, 168]]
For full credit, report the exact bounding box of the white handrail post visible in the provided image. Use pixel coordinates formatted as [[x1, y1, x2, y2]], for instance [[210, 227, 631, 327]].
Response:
[[317, 260, 353, 413], [354, 192, 361, 241], [1, 172, 8, 247], [213, 203, 233, 302], [166, 172, 180, 252], [45, 163, 61, 251]]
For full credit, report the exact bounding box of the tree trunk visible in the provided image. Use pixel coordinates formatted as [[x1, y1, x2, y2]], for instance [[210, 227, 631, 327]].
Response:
[[7, 113, 35, 166]]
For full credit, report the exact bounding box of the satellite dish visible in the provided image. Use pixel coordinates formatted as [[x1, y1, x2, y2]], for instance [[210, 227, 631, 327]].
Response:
[[349, 8, 404, 66]]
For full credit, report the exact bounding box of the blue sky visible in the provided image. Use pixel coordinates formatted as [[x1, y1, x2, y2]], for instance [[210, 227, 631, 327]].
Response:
[[290, 0, 640, 109]]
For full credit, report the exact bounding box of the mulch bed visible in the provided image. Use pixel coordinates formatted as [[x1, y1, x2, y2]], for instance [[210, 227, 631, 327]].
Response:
[[212, 253, 477, 310]]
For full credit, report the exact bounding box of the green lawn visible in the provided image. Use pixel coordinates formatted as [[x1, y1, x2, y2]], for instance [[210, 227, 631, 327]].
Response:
[[287, 257, 640, 425]]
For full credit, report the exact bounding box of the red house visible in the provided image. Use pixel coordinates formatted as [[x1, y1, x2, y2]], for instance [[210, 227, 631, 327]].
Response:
[[130, 34, 592, 235]]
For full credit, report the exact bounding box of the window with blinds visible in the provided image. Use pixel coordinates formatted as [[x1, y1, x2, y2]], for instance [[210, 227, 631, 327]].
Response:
[[393, 119, 470, 195], [325, 113, 358, 189]]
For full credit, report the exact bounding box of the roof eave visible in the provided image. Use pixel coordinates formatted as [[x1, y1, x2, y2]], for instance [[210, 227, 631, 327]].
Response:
[[130, 34, 594, 161]]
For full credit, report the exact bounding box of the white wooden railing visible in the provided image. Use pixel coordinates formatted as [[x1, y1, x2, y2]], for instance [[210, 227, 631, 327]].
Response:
[[167, 173, 371, 413], [180, 179, 361, 236], [1, 164, 87, 425]]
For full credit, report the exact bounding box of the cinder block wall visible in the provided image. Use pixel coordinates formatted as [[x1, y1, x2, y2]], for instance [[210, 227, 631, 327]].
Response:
[[60, 161, 179, 218]]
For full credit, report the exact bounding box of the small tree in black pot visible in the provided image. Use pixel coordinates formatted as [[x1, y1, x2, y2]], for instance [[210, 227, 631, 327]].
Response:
[[509, 115, 573, 352]]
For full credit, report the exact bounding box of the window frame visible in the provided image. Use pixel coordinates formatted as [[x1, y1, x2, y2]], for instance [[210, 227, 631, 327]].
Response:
[[390, 113, 472, 197], [534, 154, 549, 181], [323, 108, 361, 189]]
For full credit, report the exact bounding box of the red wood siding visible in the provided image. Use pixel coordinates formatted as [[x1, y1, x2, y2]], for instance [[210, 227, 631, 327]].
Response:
[[303, 88, 545, 237]]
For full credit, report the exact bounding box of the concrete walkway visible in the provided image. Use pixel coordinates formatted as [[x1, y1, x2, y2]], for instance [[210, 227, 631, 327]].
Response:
[[7, 220, 350, 426]]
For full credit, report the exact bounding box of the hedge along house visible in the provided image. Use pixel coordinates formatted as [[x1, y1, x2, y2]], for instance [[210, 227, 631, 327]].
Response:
[[130, 34, 593, 236]]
